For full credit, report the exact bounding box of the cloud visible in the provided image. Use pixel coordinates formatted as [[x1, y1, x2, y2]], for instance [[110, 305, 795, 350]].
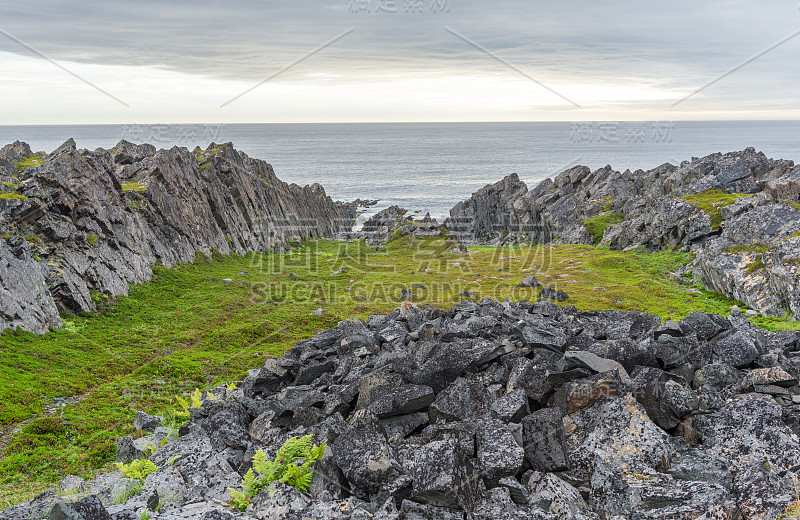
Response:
[[0, 0, 798, 122]]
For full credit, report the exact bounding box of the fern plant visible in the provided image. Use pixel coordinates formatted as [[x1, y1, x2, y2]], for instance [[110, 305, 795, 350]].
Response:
[[175, 388, 204, 419], [228, 435, 326, 511], [115, 458, 158, 483]]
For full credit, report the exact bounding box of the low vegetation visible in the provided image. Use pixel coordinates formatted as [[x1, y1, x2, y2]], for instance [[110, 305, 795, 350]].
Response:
[[115, 459, 157, 483], [121, 182, 147, 193], [0, 235, 796, 505], [14, 153, 45, 171], [0, 192, 27, 200], [723, 243, 770, 254], [680, 188, 749, 229], [582, 213, 624, 245], [228, 435, 326, 511]]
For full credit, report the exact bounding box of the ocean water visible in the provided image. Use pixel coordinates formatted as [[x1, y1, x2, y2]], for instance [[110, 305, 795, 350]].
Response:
[[2, 121, 799, 223]]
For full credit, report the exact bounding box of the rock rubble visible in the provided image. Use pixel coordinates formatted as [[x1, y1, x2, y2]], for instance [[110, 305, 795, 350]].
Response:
[[9, 297, 800, 519]]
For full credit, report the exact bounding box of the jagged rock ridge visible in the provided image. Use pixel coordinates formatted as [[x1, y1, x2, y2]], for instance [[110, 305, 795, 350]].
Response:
[[0, 139, 355, 334], [445, 148, 800, 319]]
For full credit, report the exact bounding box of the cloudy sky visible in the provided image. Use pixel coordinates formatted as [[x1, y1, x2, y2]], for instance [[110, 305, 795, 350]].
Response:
[[0, 0, 799, 124]]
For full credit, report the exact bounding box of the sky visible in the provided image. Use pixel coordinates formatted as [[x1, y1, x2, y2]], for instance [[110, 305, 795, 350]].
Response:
[[0, 0, 799, 124]]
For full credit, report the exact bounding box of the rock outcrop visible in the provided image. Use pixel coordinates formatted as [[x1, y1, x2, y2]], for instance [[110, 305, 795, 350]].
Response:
[[9, 298, 800, 519], [342, 205, 463, 252], [445, 148, 800, 319], [0, 140, 355, 334]]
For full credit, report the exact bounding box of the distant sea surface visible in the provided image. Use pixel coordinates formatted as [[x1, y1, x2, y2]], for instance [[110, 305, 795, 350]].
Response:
[[2, 121, 799, 223]]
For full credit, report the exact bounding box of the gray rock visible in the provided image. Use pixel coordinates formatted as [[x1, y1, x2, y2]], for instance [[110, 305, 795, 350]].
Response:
[[200, 400, 250, 450], [411, 439, 480, 511], [48, 495, 111, 520], [539, 287, 568, 302], [711, 330, 760, 367], [522, 408, 569, 472], [563, 350, 632, 384], [380, 413, 429, 441], [526, 471, 587, 518], [505, 358, 552, 404], [115, 436, 146, 464], [490, 390, 529, 423], [653, 320, 683, 340], [331, 410, 402, 497], [367, 385, 435, 419], [563, 396, 674, 483], [132, 411, 163, 433], [475, 417, 524, 480], [519, 276, 541, 288], [59, 475, 88, 496], [740, 366, 798, 389], [249, 481, 311, 520], [429, 378, 492, 424], [0, 490, 59, 520]]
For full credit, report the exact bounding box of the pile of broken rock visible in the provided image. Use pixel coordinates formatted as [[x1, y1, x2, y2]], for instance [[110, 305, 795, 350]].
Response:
[[6, 298, 800, 519]]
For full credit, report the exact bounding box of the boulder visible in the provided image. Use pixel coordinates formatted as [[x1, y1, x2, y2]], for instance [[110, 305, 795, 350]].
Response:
[[411, 439, 480, 511], [331, 410, 402, 497], [475, 417, 525, 480], [522, 408, 569, 472], [367, 385, 435, 419], [429, 378, 492, 424]]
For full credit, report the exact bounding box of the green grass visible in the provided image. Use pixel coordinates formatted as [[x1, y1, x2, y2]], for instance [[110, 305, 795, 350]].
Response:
[[0, 193, 27, 200], [0, 235, 793, 506], [680, 189, 749, 230], [86, 234, 98, 247], [121, 182, 147, 193], [746, 255, 765, 275], [582, 213, 624, 245], [723, 243, 770, 254], [14, 154, 45, 171]]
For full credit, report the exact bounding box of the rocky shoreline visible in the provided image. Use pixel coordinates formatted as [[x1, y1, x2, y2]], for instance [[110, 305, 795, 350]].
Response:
[[6, 298, 800, 518]]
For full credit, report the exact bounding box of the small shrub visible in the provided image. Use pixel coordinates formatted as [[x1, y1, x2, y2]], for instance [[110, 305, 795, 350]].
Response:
[[87, 234, 98, 246], [228, 435, 326, 511], [115, 459, 157, 483]]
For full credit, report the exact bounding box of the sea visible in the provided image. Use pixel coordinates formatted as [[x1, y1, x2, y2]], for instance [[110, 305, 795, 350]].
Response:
[[2, 121, 799, 224]]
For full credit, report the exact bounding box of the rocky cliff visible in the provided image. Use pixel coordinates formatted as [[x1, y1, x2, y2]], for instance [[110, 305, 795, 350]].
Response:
[[0, 139, 355, 334], [445, 148, 800, 319], [7, 299, 800, 518]]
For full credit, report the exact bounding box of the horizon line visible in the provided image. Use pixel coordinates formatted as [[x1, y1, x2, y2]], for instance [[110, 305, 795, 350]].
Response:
[[2, 118, 800, 127]]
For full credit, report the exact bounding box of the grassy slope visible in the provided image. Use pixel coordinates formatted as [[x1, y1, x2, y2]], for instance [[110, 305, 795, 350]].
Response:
[[0, 236, 796, 506]]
